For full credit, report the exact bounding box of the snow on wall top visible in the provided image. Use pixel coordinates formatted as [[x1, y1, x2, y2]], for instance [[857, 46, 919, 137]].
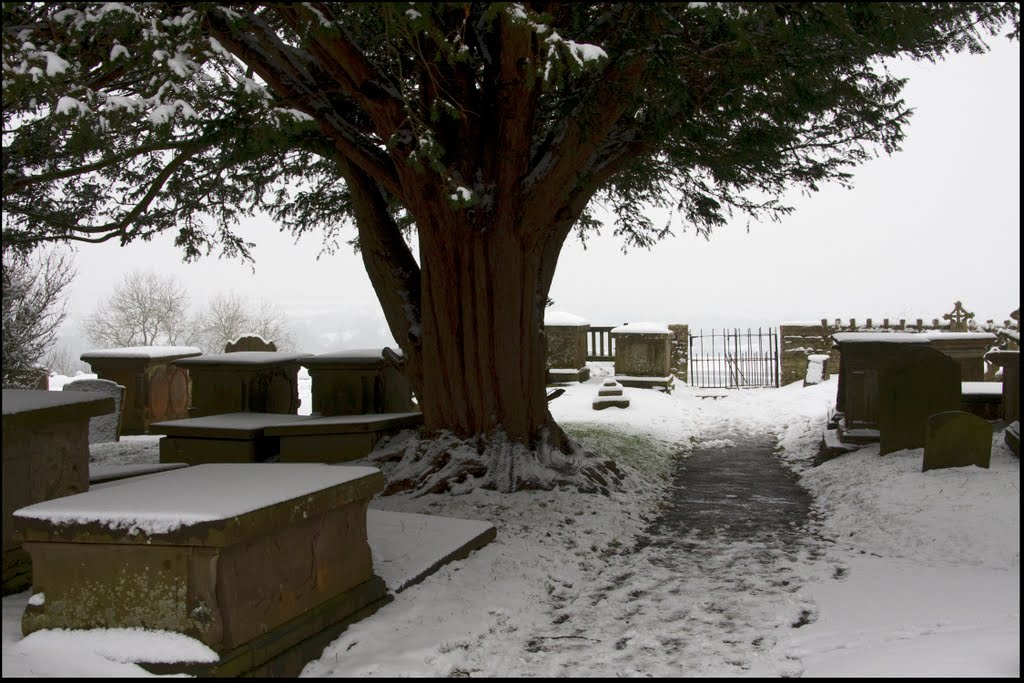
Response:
[[612, 322, 671, 335], [923, 332, 997, 341], [80, 346, 202, 359], [831, 332, 930, 344], [14, 464, 381, 536], [545, 311, 589, 327]]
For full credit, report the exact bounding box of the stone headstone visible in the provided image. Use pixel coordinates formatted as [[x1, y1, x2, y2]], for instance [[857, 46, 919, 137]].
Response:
[[878, 346, 961, 455], [923, 411, 992, 472], [62, 379, 126, 444], [224, 334, 277, 353]]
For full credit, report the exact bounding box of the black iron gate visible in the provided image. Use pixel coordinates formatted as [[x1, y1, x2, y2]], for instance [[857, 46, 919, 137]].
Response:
[[688, 328, 780, 388]]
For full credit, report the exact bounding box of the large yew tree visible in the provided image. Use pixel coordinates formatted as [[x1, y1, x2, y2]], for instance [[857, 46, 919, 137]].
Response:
[[3, 3, 1018, 491]]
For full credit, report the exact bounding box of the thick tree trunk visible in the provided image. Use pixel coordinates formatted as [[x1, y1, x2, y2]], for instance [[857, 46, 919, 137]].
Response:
[[417, 226, 564, 448]]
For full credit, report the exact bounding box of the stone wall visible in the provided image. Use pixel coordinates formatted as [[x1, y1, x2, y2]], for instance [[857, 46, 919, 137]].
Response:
[[780, 322, 838, 387], [781, 315, 1005, 387]]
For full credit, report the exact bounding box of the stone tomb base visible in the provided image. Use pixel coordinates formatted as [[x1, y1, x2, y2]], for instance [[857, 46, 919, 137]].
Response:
[[266, 412, 423, 463], [14, 464, 388, 677], [152, 413, 313, 464], [615, 375, 674, 392], [153, 412, 423, 465]]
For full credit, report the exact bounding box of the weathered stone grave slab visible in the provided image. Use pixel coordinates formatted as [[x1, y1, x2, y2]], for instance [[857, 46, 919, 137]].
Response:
[[14, 464, 389, 678], [612, 323, 674, 392], [265, 412, 425, 463], [3, 389, 113, 594], [81, 346, 201, 434], [923, 411, 993, 471], [878, 346, 961, 455], [367, 509, 496, 594], [598, 379, 623, 396], [173, 351, 312, 417], [545, 311, 591, 384], [62, 378, 125, 444], [302, 348, 413, 415]]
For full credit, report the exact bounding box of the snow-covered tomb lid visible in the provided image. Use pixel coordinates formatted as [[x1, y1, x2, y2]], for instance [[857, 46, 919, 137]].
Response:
[[81, 345, 202, 360], [173, 351, 312, 367], [2, 389, 112, 419], [544, 311, 589, 327], [303, 347, 403, 367], [612, 322, 671, 335], [14, 464, 382, 542], [832, 332, 929, 344]]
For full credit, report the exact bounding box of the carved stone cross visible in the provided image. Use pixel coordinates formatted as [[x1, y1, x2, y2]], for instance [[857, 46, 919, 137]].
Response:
[[943, 301, 974, 332]]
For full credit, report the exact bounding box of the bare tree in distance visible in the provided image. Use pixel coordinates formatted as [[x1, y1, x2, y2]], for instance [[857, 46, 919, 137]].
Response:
[[1, 246, 76, 388], [83, 270, 199, 349], [42, 341, 88, 377], [197, 290, 296, 353]]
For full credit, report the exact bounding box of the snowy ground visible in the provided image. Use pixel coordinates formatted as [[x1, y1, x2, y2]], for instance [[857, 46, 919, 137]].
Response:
[[2, 366, 1018, 677]]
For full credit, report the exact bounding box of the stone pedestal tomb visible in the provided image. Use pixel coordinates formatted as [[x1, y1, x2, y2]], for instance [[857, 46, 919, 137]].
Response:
[[923, 332, 997, 381], [302, 348, 414, 415], [544, 311, 591, 384], [81, 346, 202, 434], [14, 464, 389, 677], [832, 333, 933, 443], [877, 346, 961, 455], [173, 351, 312, 417], [986, 349, 1020, 423], [611, 323, 674, 392], [3, 389, 113, 594]]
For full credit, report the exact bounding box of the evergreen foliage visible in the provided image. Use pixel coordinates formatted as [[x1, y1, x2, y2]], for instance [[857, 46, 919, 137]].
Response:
[[1, 247, 75, 388]]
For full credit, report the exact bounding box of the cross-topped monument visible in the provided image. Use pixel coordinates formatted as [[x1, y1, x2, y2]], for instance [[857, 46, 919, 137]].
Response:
[[943, 301, 975, 332]]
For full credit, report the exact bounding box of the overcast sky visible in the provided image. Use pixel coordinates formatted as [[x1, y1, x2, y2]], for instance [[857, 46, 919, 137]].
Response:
[[57, 37, 1020, 353]]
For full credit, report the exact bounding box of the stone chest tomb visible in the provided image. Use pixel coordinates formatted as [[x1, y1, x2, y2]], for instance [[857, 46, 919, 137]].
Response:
[[14, 464, 388, 676]]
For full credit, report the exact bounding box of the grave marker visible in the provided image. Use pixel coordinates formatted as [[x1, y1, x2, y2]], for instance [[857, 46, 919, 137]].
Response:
[[62, 378, 125, 444], [923, 411, 992, 471], [878, 346, 961, 455]]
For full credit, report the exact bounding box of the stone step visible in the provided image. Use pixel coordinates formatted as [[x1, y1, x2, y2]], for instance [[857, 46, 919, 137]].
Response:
[[593, 397, 630, 410]]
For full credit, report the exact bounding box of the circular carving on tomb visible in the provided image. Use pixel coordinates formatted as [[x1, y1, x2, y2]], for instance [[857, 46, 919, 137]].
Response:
[[148, 366, 170, 420], [168, 368, 189, 416], [264, 373, 294, 413]]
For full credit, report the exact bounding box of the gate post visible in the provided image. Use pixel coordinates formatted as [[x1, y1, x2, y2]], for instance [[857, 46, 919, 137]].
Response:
[[779, 322, 835, 386], [668, 324, 689, 385]]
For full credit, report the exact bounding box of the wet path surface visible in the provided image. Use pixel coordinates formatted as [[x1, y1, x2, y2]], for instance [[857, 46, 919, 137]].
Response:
[[648, 430, 816, 542], [524, 429, 831, 676]]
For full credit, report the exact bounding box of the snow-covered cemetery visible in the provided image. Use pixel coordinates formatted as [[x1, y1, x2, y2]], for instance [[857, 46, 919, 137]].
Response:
[[2, 2, 1020, 679]]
